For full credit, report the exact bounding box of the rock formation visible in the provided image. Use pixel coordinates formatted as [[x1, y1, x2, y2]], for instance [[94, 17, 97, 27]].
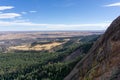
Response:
[[64, 16, 120, 80]]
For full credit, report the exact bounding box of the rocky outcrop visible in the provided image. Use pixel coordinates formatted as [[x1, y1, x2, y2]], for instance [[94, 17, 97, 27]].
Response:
[[63, 48, 82, 62], [64, 16, 120, 80]]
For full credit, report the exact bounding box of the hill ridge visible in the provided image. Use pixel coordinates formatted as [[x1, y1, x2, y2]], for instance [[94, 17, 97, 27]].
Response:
[[64, 16, 120, 80]]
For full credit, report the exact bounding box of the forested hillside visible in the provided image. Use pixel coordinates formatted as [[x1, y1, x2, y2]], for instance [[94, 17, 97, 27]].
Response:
[[0, 35, 99, 80]]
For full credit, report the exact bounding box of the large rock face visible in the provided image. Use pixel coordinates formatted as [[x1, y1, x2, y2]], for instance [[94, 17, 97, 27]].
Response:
[[64, 16, 120, 80]]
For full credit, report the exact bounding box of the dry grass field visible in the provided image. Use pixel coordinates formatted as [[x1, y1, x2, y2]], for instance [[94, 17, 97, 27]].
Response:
[[8, 42, 63, 51], [0, 31, 102, 40]]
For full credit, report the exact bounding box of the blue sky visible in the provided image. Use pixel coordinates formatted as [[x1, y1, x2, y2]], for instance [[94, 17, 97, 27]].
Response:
[[0, 0, 120, 31]]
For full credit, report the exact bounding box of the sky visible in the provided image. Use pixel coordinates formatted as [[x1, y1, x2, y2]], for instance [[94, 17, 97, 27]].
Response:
[[0, 0, 120, 31]]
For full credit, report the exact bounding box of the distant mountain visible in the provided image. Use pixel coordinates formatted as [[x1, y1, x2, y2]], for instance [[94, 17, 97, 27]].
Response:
[[64, 16, 120, 80]]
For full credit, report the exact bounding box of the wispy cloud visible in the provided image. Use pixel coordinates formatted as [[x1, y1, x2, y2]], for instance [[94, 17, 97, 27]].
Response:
[[21, 12, 27, 14], [104, 2, 120, 7], [29, 11, 37, 13], [0, 21, 46, 27], [0, 13, 21, 19], [45, 23, 109, 30], [0, 20, 110, 30], [0, 6, 21, 19], [0, 6, 14, 10], [21, 11, 37, 14]]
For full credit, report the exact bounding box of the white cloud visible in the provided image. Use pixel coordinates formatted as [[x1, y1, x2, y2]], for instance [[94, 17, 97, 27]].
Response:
[[12, 19, 30, 23], [29, 11, 37, 13], [21, 12, 27, 14], [0, 13, 21, 19], [0, 6, 21, 19], [0, 20, 110, 30], [0, 21, 46, 27], [44, 23, 109, 30], [104, 2, 120, 7], [21, 11, 37, 14], [0, 6, 14, 10]]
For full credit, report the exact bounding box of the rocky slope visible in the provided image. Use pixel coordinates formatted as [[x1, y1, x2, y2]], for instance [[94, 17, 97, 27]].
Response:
[[64, 16, 120, 80]]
